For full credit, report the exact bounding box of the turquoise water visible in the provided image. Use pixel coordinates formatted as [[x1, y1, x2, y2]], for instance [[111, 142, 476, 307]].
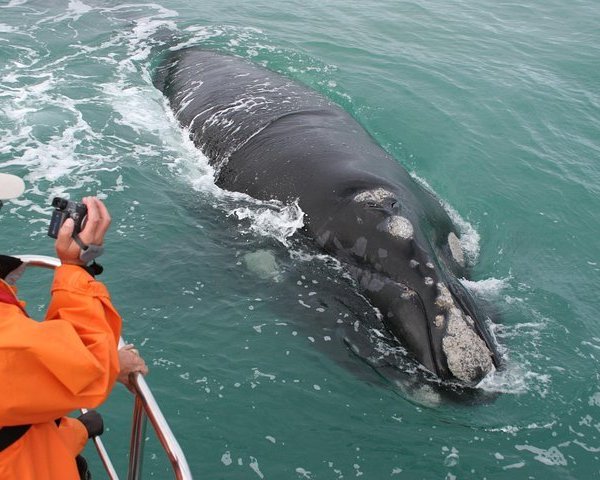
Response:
[[1, 0, 600, 478]]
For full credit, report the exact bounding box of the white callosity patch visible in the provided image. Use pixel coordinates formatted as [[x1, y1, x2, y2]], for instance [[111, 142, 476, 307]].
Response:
[[443, 308, 493, 383], [356, 269, 386, 293], [448, 232, 465, 267], [378, 216, 413, 239], [353, 188, 395, 205], [436, 284, 493, 383], [435, 283, 454, 310], [352, 237, 368, 257], [317, 230, 331, 246]]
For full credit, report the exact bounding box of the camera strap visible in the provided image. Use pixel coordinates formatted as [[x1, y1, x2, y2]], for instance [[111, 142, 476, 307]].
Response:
[[72, 234, 104, 263], [72, 234, 104, 276], [72, 234, 89, 252]]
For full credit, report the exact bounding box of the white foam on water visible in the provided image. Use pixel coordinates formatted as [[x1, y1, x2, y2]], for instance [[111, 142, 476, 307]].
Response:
[[1, 73, 121, 212], [589, 392, 600, 407], [463, 283, 554, 397], [460, 276, 510, 298], [248, 457, 265, 479], [476, 363, 527, 394], [34, 0, 95, 24], [0, 24, 17, 33], [515, 444, 567, 466], [231, 201, 304, 247], [177, 25, 266, 52], [1, 0, 28, 8], [221, 451, 232, 466], [102, 83, 171, 135], [67, 0, 92, 17], [295, 468, 313, 479], [0, 3, 187, 224], [111, 11, 177, 73], [476, 350, 553, 397]]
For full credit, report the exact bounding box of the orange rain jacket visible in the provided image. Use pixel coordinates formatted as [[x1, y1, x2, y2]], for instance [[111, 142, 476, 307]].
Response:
[[0, 264, 122, 479]]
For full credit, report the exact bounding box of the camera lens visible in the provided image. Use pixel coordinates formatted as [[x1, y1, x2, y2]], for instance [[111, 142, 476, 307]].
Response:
[[52, 197, 68, 209]]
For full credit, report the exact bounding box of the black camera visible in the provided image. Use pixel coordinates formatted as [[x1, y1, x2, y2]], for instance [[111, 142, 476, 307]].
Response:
[[48, 197, 87, 239]]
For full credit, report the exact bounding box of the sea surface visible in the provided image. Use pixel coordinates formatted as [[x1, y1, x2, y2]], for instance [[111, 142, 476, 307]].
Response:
[[1, 0, 599, 478]]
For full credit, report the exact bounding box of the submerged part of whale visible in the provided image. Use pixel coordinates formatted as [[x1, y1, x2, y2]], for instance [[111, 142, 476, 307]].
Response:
[[153, 48, 501, 386]]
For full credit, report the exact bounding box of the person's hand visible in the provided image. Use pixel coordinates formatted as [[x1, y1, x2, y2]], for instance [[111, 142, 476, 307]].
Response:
[[55, 197, 111, 266], [77, 410, 104, 438], [118, 344, 149, 393]]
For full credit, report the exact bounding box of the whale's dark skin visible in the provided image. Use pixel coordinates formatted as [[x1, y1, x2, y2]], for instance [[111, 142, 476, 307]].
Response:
[[154, 48, 501, 386]]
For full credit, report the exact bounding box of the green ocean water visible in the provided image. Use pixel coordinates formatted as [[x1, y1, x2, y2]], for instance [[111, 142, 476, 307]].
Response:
[[1, 0, 600, 478]]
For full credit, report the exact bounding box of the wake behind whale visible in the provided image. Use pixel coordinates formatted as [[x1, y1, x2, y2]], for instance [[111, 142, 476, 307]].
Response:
[[153, 48, 501, 388]]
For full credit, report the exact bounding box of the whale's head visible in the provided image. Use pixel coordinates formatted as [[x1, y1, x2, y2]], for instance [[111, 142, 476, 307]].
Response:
[[314, 183, 501, 386]]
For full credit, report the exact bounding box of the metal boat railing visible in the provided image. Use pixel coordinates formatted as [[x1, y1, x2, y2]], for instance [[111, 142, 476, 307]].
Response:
[[16, 255, 193, 480]]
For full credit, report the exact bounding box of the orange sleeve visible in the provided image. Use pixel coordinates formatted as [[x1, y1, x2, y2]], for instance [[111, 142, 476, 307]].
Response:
[[56, 416, 89, 456], [0, 265, 121, 426]]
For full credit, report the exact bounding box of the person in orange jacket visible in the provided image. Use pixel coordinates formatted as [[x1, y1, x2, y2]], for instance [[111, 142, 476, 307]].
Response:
[[0, 174, 147, 479]]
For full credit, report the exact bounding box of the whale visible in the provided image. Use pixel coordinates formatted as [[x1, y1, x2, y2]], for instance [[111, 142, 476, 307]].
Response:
[[153, 48, 501, 386]]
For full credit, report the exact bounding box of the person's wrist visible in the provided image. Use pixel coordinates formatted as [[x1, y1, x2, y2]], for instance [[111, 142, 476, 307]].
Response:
[[57, 258, 103, 277], [59, 258, 86, 266]]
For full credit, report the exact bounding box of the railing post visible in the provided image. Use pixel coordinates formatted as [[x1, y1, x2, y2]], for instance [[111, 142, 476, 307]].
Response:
[[128, 392, 148, 480], [80, 408, 120, 480]]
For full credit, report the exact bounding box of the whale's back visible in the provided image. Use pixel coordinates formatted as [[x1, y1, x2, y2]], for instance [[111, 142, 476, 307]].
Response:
[[154, 49, 416, 203]]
